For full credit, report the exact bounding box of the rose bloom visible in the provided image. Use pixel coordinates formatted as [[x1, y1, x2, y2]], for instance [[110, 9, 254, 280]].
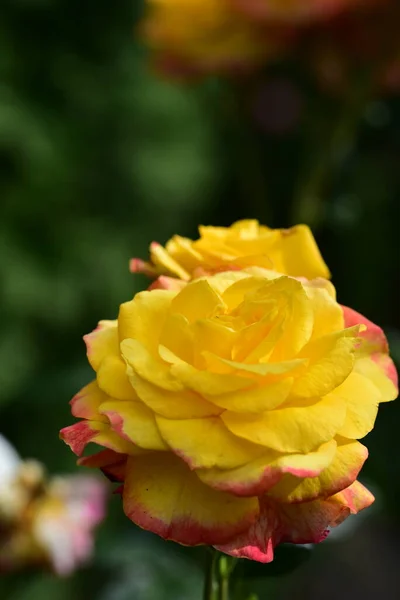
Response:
[[130, 220, 330, 284], [305, 0, 400, 93], [139, 0, 292, 76], [61, 269, 397, 562], [231, 0, 377, 24], [0, 435, 106, 575]]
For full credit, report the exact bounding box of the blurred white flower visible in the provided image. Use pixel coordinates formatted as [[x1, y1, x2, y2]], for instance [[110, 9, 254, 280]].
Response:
[[0, 434, 20, 485], [0, 434, 107, 575]]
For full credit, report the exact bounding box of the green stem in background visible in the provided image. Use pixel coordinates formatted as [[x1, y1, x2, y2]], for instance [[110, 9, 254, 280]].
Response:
[[203, 550, 238, 600], [203, 549, 219, 600], [292, 70, 374, 228], [217, 77, 270, 224]]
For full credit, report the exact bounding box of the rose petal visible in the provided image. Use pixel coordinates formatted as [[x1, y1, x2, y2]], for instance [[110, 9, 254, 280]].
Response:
[[222, 394, 346, 453], [155, 416, 266, 469], [84, 320, 119, 372], [99, 400, 168, 451], [197, 440, 337, 497], [123, 453, 259, 545], [70, 381, 108, 422], [268, 436, 368, 503], [217, 479, 372, 562]]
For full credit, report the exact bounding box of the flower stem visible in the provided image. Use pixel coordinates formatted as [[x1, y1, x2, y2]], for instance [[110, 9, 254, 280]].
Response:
[[203, 550, 219, 600], [203, 550, 237, 600]]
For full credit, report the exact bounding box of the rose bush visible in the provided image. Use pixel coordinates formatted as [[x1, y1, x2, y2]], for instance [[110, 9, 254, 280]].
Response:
[[130, 220, 330, 282], [61, 268, 397, 561]]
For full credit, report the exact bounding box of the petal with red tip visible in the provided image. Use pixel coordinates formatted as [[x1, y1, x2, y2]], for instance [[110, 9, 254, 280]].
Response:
[[60, 421, 105, 456], [123, 453, 259, 546], [99, 400, 168, 451], [267, 437, 368, 503], [148, 276, 187, 292], [60, 421, 137, 456], [84, 320, 119, 371], [78, 449, 129, 482], [217, 479, 372, 562], [342, 305, 388, 354], [197, 440, 337, 497], [355, 357, 398, 402], [129, 257, 158, 277], [70, 381, 108, 422], [333, 480, 374, 514]]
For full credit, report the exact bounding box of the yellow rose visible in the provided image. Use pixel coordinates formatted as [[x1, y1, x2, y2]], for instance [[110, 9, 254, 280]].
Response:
[[130, 220, 330, 282], [61, 269, 397, 561], [139, 0, 291, 76]]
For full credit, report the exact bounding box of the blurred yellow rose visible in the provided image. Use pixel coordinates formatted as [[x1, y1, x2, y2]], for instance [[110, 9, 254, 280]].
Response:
[[139, 0, 292, 76], [130, 220, 330, 282], [61, 269, 397, 561]]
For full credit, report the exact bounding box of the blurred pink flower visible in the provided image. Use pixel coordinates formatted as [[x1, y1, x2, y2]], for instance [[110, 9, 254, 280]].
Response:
[[0, 434, 107, 576]]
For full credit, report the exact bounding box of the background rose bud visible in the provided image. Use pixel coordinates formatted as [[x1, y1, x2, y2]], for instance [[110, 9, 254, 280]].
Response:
[[130, 220, 330, 282], [61, 270, 397, 562]]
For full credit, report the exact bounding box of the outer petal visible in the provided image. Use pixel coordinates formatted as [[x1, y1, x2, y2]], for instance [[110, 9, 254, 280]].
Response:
[[333, 480, 375, 514], [148, 276, 187, 292], [222, 394, 346, 453], [197, 440, 337, 497], [342, 306, 398, 395], [217, 480, 372, 563], [155, 416, 266, 469], [84, 320, 119, 371], [149, 241, 190, 280], [118, 290, 176, 352], [123, 453, 259, 546], [60, 421, 104, 456], [129, 257, 158, 277], [267, 437, 368, 503], [78, 449, 129, 482], [60, 421, 135, 456], [342, 305, 389, 354], [371, 353, 398, 393], [70, 381, 108, 422], [99, 400, 168, 451], [355, 356, 398, 403], [333, 371, 381, 439]]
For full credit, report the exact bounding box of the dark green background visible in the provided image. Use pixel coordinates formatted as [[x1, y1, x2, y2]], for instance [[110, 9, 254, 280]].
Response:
[[0, 1, 399, 598]]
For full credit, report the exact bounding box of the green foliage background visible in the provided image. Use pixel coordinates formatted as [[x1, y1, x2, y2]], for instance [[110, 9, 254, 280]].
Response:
[[0, 1, 399, 598]]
